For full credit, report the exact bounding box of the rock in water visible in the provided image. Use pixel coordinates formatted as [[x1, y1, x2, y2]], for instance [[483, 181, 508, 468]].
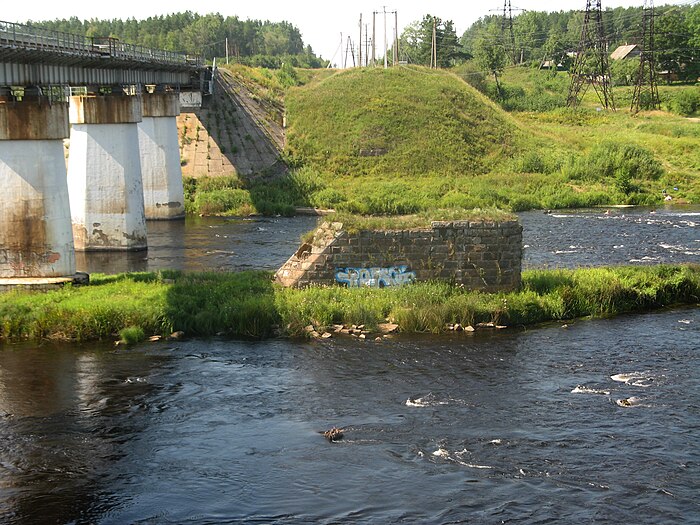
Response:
[[323, 427, 344, 442]]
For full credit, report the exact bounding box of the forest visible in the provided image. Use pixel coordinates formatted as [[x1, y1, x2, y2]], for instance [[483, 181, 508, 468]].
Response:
[[26, 5, 699, 78], [28, 12, 327, 68], [400, 4, 700, 82]]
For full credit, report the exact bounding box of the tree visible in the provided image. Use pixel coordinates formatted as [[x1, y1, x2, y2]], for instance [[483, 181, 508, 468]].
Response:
[[398, 21, 424, 63], [655, 8, 689, 82], [396, 15, 464, 67], [473, 21, 508, 96], [542, 28, 568, 70]]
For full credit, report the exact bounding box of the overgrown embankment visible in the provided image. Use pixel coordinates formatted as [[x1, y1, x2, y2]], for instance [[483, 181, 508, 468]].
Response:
[[185, 65, 699, 216], [1, 265, 698, 343]]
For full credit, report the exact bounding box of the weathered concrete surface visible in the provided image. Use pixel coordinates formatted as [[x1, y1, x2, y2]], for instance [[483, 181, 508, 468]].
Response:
[[276, 220, 523, 292], [69, 95, 142, 124], [0, 277, 74, 293], [67, 95, 147, 251], [0, 139, 75, 277], [0, 100, 69, 140], [142, 93, 180, 118], [139, 93, 184, 219], [139, 116, 185, 219]]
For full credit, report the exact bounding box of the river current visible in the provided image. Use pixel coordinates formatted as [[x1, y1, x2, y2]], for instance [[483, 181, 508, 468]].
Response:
[[1, 205, 699, 524]]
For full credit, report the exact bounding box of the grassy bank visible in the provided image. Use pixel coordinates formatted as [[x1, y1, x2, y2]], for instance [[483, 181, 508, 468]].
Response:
[[185, 65, 699, 217], [1, 265, 698, 344]]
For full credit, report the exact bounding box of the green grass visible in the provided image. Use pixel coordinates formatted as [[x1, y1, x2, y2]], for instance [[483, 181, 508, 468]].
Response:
[[318, 209, 516, 233], [119, 326, 145, 345], [1, 265, 698, 343], [183, 64, 699, 217]]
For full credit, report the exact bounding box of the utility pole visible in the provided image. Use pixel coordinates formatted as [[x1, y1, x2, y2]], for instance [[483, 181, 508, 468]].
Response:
[[567, 0, 615, 110], [393, 10, 399, 65], [631, 0, 660, 114], [430, 17, 437, 69], [347, 36, 356, 67], [341, 32, 345, 68], [359, 14, 363, 67], [383, 6, 388, 69], [372, 11, 377, 66], [225, 37, 229, 65], [365, 23, 370, 66]]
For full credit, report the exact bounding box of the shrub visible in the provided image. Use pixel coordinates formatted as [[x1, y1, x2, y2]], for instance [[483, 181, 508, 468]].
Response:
[[512, 150, 559, 174], [119, 326, 145, 345], [490, 81, 566, 112], [666, 89, 700, 117], [564, 142, 663, 187], [194, 188, 253, 215]]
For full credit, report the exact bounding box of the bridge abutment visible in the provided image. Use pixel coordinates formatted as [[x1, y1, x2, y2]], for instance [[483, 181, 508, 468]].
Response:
[[67, 94, 148, 251], [139, 92, 185, 219], [0, 97, 76, 278]]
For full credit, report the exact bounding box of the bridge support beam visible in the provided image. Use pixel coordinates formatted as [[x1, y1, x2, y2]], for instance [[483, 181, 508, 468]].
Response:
[[0, 95, 76, 278], [67, 94, 147, 251], [139, 92, 185, 219]]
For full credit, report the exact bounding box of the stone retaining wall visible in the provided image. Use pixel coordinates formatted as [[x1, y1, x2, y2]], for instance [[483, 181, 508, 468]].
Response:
[[276, 220, 522, 291]]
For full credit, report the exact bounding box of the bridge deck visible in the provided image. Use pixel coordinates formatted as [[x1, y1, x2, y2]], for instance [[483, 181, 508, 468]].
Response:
[[0, 20, 203, 87]]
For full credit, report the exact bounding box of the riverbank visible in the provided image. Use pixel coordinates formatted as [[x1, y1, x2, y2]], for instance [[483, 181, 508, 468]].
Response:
[[1, 265, 698, 344], [182, 67, 699, 218]]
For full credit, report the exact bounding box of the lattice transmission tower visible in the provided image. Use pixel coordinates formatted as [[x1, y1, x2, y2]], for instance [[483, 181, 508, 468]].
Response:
[[631, 0, 660, 114], [567, 0, 615, 110], [501, 0, 518, 65]]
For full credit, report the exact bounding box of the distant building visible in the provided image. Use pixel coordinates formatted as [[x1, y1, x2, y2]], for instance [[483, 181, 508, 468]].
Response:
[[539, 60, 566, 71], [610, 44, 641, 60]]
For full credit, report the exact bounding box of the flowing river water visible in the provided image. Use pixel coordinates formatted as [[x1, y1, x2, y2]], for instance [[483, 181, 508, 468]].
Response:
[[1, 205, 699, 524]]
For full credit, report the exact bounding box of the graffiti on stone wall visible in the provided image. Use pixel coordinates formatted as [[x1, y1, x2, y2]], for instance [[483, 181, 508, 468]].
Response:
[[335, 266, 416, 288]]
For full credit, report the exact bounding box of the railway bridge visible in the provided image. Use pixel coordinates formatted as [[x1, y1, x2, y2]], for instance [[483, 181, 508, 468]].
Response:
[[0, 20, 210, 280]]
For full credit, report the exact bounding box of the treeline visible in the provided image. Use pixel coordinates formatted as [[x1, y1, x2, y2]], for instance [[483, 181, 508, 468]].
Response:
[[399, 4, 700, 81], [27, 12, 327, 68]]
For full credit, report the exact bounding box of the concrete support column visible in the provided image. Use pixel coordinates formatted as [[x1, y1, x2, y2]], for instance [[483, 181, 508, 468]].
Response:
[[67, 94, 147, 250], [0, 97, 76, 278], [139, 92, 185, 219]]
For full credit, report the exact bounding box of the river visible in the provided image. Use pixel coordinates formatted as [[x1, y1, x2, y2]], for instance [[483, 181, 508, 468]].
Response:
[[74, 205, 700, 275], [1, 205, 699, 524]]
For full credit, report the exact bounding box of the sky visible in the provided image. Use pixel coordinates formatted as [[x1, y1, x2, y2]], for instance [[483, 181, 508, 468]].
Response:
[[0, 0, 688, 64]]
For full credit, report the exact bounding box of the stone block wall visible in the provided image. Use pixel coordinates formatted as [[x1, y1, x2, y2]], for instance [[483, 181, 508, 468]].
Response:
[[275, 219, 522, 292]]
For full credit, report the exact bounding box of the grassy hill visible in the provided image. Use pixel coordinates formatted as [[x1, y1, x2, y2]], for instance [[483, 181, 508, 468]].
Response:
[[187, 64, 699, 216], [285, 66, 520, 177]]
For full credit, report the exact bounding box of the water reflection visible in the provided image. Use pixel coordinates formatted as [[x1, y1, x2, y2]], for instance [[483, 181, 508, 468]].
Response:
[[75, 205, 700, 275], [1, 308, 698, 523], [76, 216, 318, 274], [0, 345, 173, 524]]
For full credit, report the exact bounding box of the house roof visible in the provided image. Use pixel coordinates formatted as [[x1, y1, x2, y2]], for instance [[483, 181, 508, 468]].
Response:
[[610, 44, 639, 60]]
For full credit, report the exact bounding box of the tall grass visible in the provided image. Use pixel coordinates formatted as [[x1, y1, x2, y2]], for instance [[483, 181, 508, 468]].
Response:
[[1, 266, 698, 343], [183, 65, 699, 217]]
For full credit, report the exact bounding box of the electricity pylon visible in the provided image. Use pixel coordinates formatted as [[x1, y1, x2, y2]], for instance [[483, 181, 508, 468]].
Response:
[[567, 0, 615, 110], [631, 0, 660, 114]]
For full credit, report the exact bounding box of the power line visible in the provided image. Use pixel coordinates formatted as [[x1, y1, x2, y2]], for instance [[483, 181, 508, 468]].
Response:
[[632, 0, 661, 114], [567, 0, 616, 110]]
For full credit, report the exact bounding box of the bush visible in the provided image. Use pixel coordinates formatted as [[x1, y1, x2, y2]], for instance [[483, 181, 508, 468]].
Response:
[[194, 188, 253, 215], [512, 150, 559, 174], [666, 89, 700, 117], [489, 80, 567, 112], [119, 326, 145, 345], [564, 142, 663, 189]]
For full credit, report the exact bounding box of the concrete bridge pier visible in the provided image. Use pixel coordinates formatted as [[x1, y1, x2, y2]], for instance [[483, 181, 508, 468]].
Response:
[[67, 93, 148, 251], [139, 91, 185, 219], [0, 90, 76, 278]]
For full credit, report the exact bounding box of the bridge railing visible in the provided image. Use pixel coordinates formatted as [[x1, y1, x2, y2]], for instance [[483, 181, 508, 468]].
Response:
[[0, 20, 202, 68], [0, 20, 94, 55]]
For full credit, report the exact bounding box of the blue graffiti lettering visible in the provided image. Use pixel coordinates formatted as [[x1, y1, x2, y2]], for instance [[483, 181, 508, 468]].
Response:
[[335, 266, 416, 288]]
